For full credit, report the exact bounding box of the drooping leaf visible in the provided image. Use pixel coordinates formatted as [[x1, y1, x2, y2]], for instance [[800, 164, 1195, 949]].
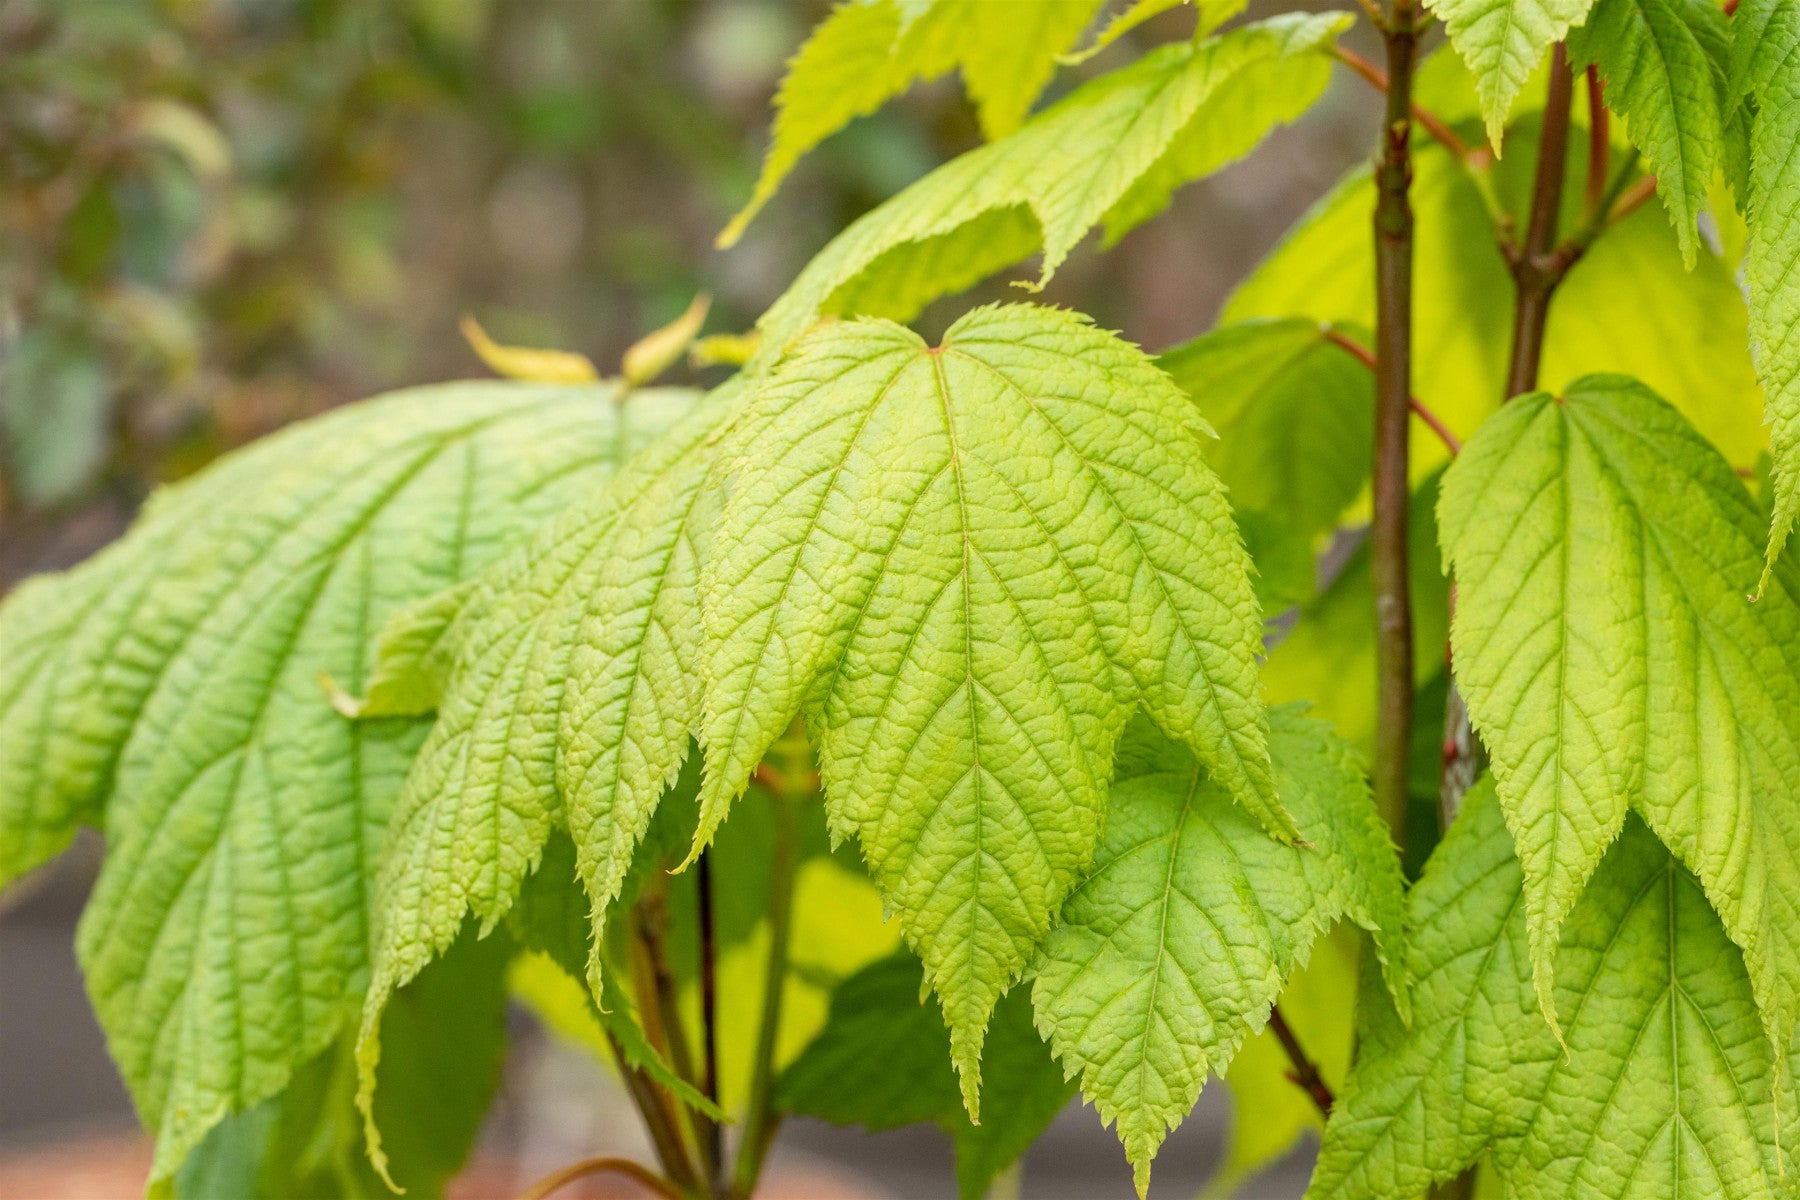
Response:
[[776, 952, 1074, 1200], [1733, 1, 1800, 584], [1439, 375, 1800, 1060], [1156, 318, 1375, 547], [354, 385, 736, 1166], [1031, 706, 1406, 1195], [174, 926, 510, 1200], [1425, 0, 1597, 147], [699, 303, 1281, 1113], [719, 0, 1104, 246], [0, 380, 693, 1186], [1568, 0, 1729, 265], [1308, 781, 1789, 1200], [1225, 135, 1767, 482], [752, 13, 1349, 370]]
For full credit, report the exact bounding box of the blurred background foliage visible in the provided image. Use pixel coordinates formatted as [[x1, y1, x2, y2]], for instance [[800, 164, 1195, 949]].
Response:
[[0, 0, 1369, 584]]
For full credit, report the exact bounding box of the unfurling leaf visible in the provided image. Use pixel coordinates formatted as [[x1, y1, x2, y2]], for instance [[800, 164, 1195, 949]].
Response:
[[1031, 706, 1406, 1196], [622, 293, 711, 386], [1308, 781, 1790, 1200], [0, 379, 692, 1185], [698, 303, 1282, 1114], [460, 315, 599, 384], [1439, 375, 1800, 1059]]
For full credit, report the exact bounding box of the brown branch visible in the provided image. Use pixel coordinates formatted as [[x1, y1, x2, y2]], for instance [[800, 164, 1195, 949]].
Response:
[[1370, 7, 1422, 841], [1504, 45, 1576, 399], [1330, 45, 1478, 164], [1322, 327, 1461, 455], [1584, 68, 1609, 223], [1268, 1005, 1335, 1117], [517, 1156, 684, 1200], [696, 852, 724, 1194]]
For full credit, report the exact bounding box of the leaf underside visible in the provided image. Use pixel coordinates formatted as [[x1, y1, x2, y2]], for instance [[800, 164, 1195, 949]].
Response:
[[0, 380, 694, 1184]]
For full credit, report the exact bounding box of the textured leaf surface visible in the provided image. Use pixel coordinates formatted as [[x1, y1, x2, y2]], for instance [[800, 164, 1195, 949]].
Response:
[[1225, 138, 1767, 482], [720, 0, 1103, 245], [1156, 318, 1374, 547], [1031, 706, 1405, 1194], [1439, 376, 1800, 1061], [175, 927, 510, 1200], [0, 380, 690, 1184], [700, 304, 1279, 1111], [1734, 0, 1800, 582], [751, 13, 1346, 370], [1568, 0, 1728, 264], [355, 386, 734, 1155], [1426, 0, 1597, 145], [1308, 782, 1789, 1200], [776, 953, 1073, 1200]]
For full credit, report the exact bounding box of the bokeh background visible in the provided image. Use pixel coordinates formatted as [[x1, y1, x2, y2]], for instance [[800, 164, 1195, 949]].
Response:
[[0, 0, 1380, 1194]]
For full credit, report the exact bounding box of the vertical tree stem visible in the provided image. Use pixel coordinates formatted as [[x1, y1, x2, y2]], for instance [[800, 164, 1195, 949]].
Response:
[[696, 853, 724, 1194], [1371, 1, 1421, 840], [730, 772, 801, 1198]]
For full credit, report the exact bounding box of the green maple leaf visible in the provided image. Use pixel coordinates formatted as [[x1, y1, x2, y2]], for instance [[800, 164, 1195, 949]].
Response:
[[698, 303, 1282, 1114], [353, 385, 735, 1169], [1439, 375, 1800, 1064], [0, 380, 692, 1185], [1031, 705, 1407, 1196], [752, 13, 1349, 371], [1308, 781, 1790, 1199], [1568, 0, 1731, 265], [1425, 0, 1598, 147], [719, 0, 1106, 246]]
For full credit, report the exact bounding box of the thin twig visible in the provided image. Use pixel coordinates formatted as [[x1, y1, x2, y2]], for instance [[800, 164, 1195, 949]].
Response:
[[516, 1155, 684, 1200], [1322, 327, 1461, 455], [1583, 68, 1609, 223], [606, 1030, 704, 1195], [1268, 1005, 1335, 1117], [697, 852, 724, 1193], [1329, 45, 1478, 164]]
